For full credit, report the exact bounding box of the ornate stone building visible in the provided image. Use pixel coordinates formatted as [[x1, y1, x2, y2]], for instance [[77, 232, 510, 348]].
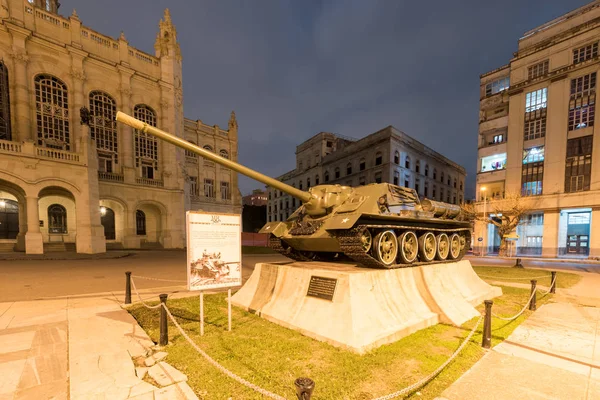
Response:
[[0, 0, 241, 254], [476, 0, 600, 258], [267, 126, 466, 223]]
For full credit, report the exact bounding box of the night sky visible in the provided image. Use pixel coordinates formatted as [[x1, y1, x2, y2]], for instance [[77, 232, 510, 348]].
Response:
[[61, 0, 591, 199]]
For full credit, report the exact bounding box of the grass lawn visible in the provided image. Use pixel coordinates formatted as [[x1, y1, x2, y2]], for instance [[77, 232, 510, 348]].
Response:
[[473, 266, 582, 289], [241, 246, 278, 254], [128, 273, 565, 400]]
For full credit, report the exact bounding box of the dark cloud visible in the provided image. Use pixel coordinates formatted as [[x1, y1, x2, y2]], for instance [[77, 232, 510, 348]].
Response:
[[61, 0, 591, 197]]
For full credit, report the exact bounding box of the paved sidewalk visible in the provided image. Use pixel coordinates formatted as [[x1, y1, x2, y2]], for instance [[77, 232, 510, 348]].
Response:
[[0, 291, 198, 400], [438, 271, 600, 400]]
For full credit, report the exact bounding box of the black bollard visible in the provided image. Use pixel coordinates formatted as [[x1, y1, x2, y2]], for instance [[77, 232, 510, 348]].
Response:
[[482, 300, 493, 349], [125, 271, 132, 304], [529, 280, 537, 311], [159, 294, 168, 346], [294, 377, 315, 400], [514, 258, 524, 268], [550, 271, 557, 294]]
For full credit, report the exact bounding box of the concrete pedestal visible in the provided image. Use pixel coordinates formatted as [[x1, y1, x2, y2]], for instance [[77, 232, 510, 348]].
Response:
[[232, 260, 501, 354]]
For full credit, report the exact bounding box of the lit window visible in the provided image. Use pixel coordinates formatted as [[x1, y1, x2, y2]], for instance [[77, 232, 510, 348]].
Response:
[[485, 77, 510, 96]]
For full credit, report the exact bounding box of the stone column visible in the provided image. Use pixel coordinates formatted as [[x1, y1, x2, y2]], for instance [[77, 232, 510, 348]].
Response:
[[25, 196, 43, 254], [118, 66, 134, 182], [589, 208, 600, 259], [542, 209, 559, 258], [9, 50, 31, 142], [122, 209, 140, 249], [68, 48, 87, 153], [15, 200, 27, 252]]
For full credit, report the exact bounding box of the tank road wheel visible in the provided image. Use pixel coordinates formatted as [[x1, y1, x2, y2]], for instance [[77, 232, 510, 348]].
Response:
[[436, 233, 450, 261], [360, 229, 373, 253], [448, 233, 461, 260], [397, 231, 418, 264], [373, 230, 398, 267], [418, 232, 437, 262]]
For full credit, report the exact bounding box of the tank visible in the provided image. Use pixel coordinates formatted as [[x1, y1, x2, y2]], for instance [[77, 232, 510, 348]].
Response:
[[116, 112, 472, 269]]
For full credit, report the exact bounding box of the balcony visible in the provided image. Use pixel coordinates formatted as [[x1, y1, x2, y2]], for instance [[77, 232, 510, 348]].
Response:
[[135, 177, 164, 187], [0, 139, 83, 165], [98, 171, 124, 182], [476, 169, 506, 184]]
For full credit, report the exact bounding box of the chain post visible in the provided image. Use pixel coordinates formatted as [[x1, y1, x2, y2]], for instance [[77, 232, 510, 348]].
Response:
[[529, 280, 537, 311], [125, 271, 132, 304], [159, 294, 168, 346], [482, 300, 493, 349], [550, 271, 556, 294]]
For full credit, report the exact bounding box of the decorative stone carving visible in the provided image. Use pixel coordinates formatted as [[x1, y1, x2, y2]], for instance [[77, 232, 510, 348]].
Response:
[[80, 107, 92, 126], [69, 68, 86, 82], [119, 31, 127, 41], [479, 110, 487, 123], [118, 85, 132, 98], [175, 88, 183, 107], [9, 50, 29, 65], [154, 8, 182, 62], [160, 99, 169, 110], [71, 9, 79, 19], [228, 111, 238, 130]]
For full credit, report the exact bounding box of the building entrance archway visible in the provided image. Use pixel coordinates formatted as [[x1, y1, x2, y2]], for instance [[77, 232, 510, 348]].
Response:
[[0, 198, 19, 239]]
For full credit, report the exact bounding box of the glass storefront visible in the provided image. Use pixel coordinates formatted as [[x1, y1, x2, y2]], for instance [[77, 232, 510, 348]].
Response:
[[516, 212, 544, 256], [558, 208, 591, 257]]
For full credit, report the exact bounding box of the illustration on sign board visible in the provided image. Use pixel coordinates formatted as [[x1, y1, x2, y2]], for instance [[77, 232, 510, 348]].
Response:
[[190, 249, 241, 287]]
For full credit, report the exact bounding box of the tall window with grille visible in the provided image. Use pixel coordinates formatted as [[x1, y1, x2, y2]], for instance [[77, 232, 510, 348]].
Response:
[[89, 91, 117, 172], [528, 60, 549, 80], [189, 176, 199, 197], [573, 42, 598, 64], [524, 88, 547, 141], [133, 105, 158, 179], [565, 136, 593, 193], [521, 146, 544, 196], [221, 182, 230, 200], [568, 73, 596, 131], [35, 75, 69, 150], [204, 178, 215, 198], [0, 62, 11, 141], [185, 141, 198, 161]]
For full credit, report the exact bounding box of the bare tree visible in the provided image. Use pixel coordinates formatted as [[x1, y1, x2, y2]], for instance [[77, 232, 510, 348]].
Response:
[[461, 192, 537, 256]]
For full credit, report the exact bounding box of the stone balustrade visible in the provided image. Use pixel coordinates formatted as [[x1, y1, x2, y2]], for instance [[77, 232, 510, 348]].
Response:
[[98, 171, 125, 182], [0, 139, 83, 164], [135, 177, 164, 187]]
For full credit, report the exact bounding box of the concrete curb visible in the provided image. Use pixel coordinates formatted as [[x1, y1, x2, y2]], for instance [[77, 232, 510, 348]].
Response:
[[471, 255, 600, 265], [0, 251, 135, 261]]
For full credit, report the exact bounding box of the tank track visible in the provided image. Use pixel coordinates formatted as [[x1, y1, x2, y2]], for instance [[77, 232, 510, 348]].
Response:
[[269, 236, 314, 262], [331, 224, 471, 269]]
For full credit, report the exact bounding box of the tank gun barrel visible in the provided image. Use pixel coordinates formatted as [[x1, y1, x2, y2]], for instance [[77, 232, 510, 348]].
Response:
[[115, 111, 313, 203]]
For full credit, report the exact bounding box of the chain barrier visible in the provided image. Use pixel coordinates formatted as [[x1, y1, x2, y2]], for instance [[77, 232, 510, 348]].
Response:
[[130, 278, 163, 309], [537, 274, 557, 295], [131, 274, 187, 284], [478, 274, 548, 280], [491, 287, 537, 321], [370, 314, 483, 400], [160, 303, 288, 400]]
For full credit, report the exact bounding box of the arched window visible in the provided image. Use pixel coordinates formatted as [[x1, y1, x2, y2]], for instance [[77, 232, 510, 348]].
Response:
[[100, 207, 115, 240], [335, 167, 340, 179], [405, 156, 410, 169], [35, 75, 70, 150], [460, 181, 463, 191], [315, 174, 320, 185], [424, 164, 429, 177], [48, 204, 67, 234], [433, 168, 437, 179], [203, 145, 213, 151], [89, 91, 118, 171], [133, 105, 158, 178], [453, 178, 457, 188], [347, 163, 352, 175], [324, 170, 330, 182], [440, 172, 444, 184], [394, 151, 400, 164], [299, 181, 303, 190], [359, 158, 366, 171], [375, 152, 382, 166], [0, 62, 12, 141], [219, 149, 229, 159], [136, 210, 146, 235], [416, 160, 420, 173], [307, 177, 311, 188], [185, 141, 198, 159], [447, 176, 451, 186]]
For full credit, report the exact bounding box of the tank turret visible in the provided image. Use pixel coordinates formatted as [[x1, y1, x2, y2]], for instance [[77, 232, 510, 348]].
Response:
[[116, 112, 472, 269]]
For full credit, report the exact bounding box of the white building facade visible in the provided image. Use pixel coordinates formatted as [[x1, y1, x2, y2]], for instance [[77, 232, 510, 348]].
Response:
[[0, 1, 241, 254], [268, 126, 466, 222], [476, 0, 600, 258]]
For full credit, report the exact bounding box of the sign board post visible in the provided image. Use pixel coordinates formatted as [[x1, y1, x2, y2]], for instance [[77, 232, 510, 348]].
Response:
[[186, 211, 242, 335]]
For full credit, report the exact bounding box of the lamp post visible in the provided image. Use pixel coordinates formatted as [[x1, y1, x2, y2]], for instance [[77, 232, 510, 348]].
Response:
[[480, 187, 487, 256]]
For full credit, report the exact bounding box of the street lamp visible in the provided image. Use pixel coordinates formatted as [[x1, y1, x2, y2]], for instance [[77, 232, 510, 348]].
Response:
[[480, 187, 487, 256]]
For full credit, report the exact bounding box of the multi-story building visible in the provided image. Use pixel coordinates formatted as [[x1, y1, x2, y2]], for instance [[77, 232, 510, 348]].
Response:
[[476, 0, 600, 258], [242, 189, 267, 206], [0, 1, 240, 254], [267, 126, 466, 222]]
